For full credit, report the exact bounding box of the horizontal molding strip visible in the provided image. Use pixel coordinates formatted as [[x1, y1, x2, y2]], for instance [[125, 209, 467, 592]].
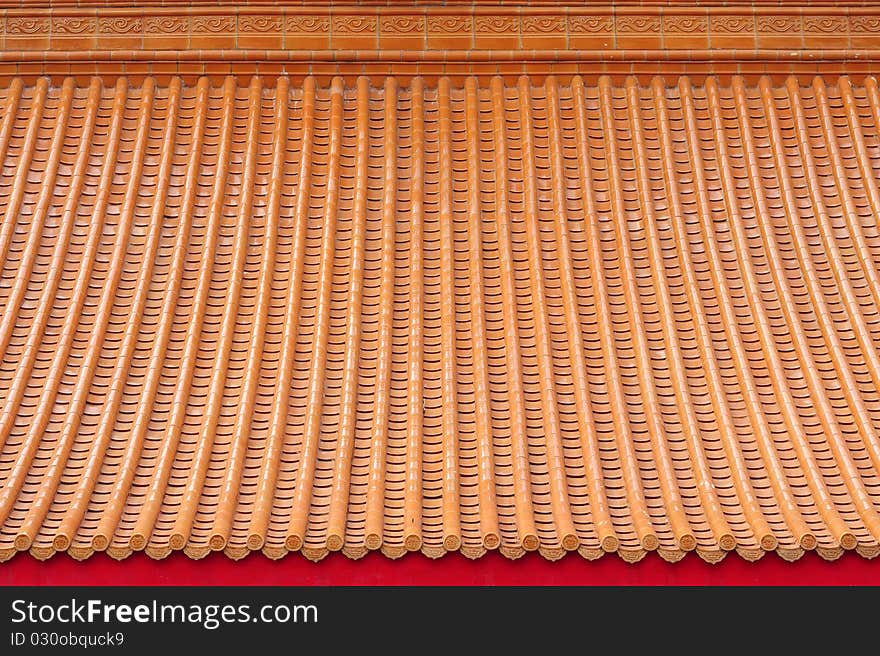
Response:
[[1, 49, 878, 63], [0, 1, 872, 6], [8, 6, 880, 15], [0, 7, 878, 60]]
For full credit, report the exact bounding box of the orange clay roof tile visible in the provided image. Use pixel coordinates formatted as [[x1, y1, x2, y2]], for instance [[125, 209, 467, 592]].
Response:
[[1, 74, 880, 563]]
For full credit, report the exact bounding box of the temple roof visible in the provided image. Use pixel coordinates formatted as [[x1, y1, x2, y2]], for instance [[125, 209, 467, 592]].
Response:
[[0, 74, 879, 563]]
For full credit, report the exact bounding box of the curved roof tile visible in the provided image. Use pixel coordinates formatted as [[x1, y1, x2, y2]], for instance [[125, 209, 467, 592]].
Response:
[[0, 75, 879, 564]]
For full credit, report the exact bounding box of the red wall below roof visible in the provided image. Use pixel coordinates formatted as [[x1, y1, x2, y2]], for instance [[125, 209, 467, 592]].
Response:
[[1, 551, 878, 586]]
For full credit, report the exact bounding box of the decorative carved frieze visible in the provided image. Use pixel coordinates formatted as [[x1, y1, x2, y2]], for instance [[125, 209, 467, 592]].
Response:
[[333, 16, 378, 34], [522, 16, 566, 33], [239, 16, 283, 33], [473, 16, 518, 34], [191, 16, 236, 33], [145, 16, 188, 34], [710, 16, 754, 34], [7, 17, 50, 34], [98, 17, 142, 34], [616, 16, 662, 33], [851, 16, 880, 32], [756, 16, 801, 33], [664, 16, 708, 34], [803, 16, 848, 34], [427, 16, 471, 34], [286, 16, 330, 33], [53, 17, 95, 34], [380, 16, 425, 34], [0, 7, 877, 60], [571, 16, 612, 33]]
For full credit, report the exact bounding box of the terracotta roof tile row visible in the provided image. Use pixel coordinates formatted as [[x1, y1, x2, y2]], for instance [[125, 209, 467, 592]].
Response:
[[1, 75, 880, 563]]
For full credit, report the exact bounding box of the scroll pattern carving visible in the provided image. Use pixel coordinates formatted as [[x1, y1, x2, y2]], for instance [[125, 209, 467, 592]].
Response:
[[474, 16, 518, 34], [53, 17, 95, 34], [380, 16, 425, 34], [7, 17, 50, 34], [664, 16, 708, 33], [144, 16, 188, 34], [756, 16, 801, 33], [568, 16, 613, 33], [616, 16, 661, 33], [191, 16, 236, 33], [98, 17, 142, 34], [710, 16, 754, 33], [333, 16, 378, 34], [287, 16, 330, 33], [427, 16, 471, 34], [851, 16, 880, 32], [803, 16, 848, 34], [240, 16, 283, 33], [522, 16, 565, 33]]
